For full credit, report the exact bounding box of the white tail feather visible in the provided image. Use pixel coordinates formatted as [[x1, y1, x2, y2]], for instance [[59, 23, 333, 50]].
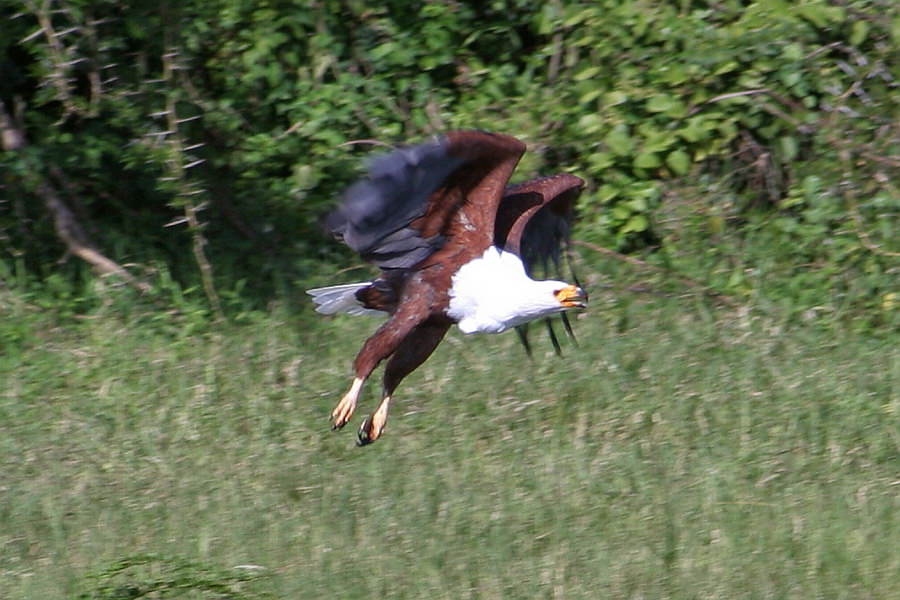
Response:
[[306, 282, 384, 316]]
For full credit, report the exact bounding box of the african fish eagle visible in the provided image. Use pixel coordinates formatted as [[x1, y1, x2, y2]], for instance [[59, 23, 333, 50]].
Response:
[[308, 130, 586, 445]]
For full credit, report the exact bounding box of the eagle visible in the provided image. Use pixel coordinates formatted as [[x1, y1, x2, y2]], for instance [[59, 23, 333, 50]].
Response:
[[308, 130, 586, 445]]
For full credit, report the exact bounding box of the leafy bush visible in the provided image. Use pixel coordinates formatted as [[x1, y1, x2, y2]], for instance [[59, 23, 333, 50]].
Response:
[[1, 0, 896, 323]]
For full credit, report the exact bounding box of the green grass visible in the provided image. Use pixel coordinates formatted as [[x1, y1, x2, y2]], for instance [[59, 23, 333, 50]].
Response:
[[1, 285, 897, 599]]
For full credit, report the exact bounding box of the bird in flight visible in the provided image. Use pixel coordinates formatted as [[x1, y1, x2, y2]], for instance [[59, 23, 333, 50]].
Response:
[[309, 130, 586, 445]]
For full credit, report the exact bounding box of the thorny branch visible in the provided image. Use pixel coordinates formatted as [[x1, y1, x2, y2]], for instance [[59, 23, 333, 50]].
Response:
[[158, 47, 225, 321]]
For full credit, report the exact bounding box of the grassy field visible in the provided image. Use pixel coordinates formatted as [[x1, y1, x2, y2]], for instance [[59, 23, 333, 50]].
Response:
[[1, 280, 897, 599]]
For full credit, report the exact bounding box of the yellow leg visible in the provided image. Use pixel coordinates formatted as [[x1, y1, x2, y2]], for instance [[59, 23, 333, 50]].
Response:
[[357, 394, 391, 446], [331, 377, 363, 430]]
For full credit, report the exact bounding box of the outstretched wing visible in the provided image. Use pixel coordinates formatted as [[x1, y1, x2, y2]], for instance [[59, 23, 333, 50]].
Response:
[[496, 173, 585, 357], [495, 173, 583, 275], [327, 131, 526, 270]]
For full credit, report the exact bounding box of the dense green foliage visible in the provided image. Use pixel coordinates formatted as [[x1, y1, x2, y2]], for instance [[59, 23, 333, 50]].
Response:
[[1, 0, 897, 325]]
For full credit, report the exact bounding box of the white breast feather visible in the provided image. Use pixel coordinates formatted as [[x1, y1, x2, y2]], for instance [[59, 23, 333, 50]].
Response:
[[447, 247, 566, 334]]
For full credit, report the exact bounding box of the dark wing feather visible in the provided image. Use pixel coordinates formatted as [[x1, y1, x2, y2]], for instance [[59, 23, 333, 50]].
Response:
[[498, 174, 584, 357], [497, 173, 584, 276], [327, 131, 526, 270], [326, 140, 465, 269]]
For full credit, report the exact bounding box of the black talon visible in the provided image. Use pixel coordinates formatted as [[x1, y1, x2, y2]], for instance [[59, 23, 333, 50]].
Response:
[[356, 416, 374, 446]]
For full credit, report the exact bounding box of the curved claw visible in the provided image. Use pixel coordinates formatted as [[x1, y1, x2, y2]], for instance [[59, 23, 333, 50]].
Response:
[[331, 400, 354, 430], [331, 377, 363, 431], [356, 394, 391, 446], [356, 416, 376, 446]]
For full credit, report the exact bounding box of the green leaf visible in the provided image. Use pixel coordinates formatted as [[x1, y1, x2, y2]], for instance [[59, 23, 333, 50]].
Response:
[[781, 71, 802, 88], [642, 130, 676, 153], [604, 91, 628, 106], [802, 175, 822, 199], [627, 196, 647, 212], [782, 43, 804, 62], [575, 66, 602, 81], [646, 94, 686, 118], [646, 94, 675, 113], [604, 126, 633, 156], [660, 64, 689, 85], [678, 117, 711, 143], [597, 184, 619, 203], [713, 61, 740, 76], [589, 152, 615, 171], [622, 214, 648, 233], [850, 20, 869, 46], [577, 113, 604, 134], [666, 150, 691, 175], [727, 268, 745, 289], [634, 152, 661, 168], [612, 204, 631, 220], [580, 89, 603, 104], [779, 136, 798, 162]]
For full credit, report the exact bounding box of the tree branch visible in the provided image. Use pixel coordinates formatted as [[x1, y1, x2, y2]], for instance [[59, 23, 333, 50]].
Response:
[[160, 46, 224, 322], [1, 99, 151, 293], [39, 181, 152, 292]]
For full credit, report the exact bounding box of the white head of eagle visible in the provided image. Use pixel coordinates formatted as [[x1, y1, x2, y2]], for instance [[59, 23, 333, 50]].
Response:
[[448, 247, 586, 334]]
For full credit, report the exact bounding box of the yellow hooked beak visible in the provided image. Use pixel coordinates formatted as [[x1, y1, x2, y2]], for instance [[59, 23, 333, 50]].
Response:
[[554, 285, 588, 309]]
